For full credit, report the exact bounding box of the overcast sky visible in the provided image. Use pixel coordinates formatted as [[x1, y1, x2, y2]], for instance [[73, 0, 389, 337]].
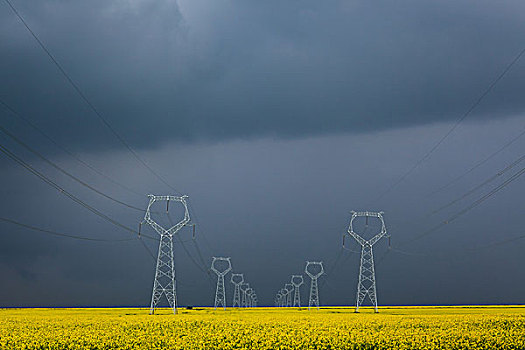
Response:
[[1, 0, 524, 307]]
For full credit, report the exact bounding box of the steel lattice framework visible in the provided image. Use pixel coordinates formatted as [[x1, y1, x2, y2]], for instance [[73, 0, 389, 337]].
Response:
[[291, 275, 304, 308], [305, 261, 324, 310], [231, 273, 244, 308], [211, 257, 232, 310], [143, 194, 190, 315], [240, 282, 250, 307], [344, 211, 389, 313], [284, 283, 294, 307]]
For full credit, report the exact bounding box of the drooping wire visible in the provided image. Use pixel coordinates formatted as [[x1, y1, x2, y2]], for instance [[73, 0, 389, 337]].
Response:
[[138, 236, 157, 262], [370, 46, 525, 205], [319, 247, 345, 289], [0, 125, 147, 212], [186, 198, 214, 255], [426, 125, 525, 197], [430, 153, 525, 216], [3, 0, 181, 195], [389, 231, 525, 258], [387, 152, 525, 238], [0, 216, 134, 242], [0, 142, 158, 241], [0, 98, 144, 197], [401, 166, 525, 245], [166, 210, 211, 278]]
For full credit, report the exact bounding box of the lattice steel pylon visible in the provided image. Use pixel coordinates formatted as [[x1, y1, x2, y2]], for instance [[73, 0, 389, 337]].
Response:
[[231, 273, 244, 308], [283, 283, 293, 307], [143, 194, 190, 315], [305, 261, 324, 310], [246, 288, 254, 307], [211, 257, 232, 310], [291, 275, 304, 308], [344, 211, 389, 313], [240, 282, 250, 307]]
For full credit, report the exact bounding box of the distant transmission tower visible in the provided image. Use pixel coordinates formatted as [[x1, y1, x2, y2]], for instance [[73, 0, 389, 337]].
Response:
[[291, 275, 304, 308], [231, 273, 244, 308], [240, 282, 250, 307], [211, 257, 232, 310], [246, 288, 254, 307], [143, 194, 190, 315], [276, 289, 285, 307], [284, 283, 294, 307], [305, 261, 324, 310], [344, 211, 389, 313]]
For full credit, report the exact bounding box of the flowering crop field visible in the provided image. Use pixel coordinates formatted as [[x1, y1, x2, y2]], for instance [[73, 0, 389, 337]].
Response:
[[1, 306, 525, 349]]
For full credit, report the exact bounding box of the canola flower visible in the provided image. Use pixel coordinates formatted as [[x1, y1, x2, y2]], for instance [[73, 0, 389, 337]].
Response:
[[1, 306, 525, 349]]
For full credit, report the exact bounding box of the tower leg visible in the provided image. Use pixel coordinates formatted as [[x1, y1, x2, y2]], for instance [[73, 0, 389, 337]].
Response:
[[233, 284, 241, 308], [355, 244, 378, 313], [308, 278, 319, 310], [150, 235, 177, 315], [293, 286, 301, 307], [214, 275, 227, 310]]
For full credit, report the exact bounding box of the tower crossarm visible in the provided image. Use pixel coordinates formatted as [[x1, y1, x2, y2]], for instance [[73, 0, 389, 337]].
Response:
[[347, 210, 387, 247], [346, 230, 367, 246], [144, 195, 190, 237]]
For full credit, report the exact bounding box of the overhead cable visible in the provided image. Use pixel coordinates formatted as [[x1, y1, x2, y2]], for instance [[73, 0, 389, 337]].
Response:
[[4, 0, 181, 195]]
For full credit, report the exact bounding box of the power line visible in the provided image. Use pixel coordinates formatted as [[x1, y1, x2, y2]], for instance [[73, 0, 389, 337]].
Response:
[[387, 151, 525, 236], [426, 125, 525, 197], [0, 142, 158, 241], [0, 216, 134, 242], [402, 166, 525, 245], [166, 211, 211, 277], [0, 98, 144, 197], [370, 46, 525, 205], [0, 124, 146, 212], [3, 0, 181, 195], [430, 153, 525, 215]]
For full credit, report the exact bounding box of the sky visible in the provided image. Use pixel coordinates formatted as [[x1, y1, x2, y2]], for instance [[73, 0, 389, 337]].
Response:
[[0, 0, 524, 307]]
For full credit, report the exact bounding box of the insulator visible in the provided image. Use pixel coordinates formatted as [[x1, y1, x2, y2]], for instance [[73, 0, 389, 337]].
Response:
[[342, 235, 346, 247], [166, 199, 169, 212], [138, 222, 142, 236], [365, 216, 369, 226]]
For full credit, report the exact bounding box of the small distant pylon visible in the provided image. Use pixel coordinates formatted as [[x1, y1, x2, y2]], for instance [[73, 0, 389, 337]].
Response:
[[231, 273, 244, 308], [279, 289, 286, 307], [211, 257, 232, 310], [284, 283, 294, 307], [240, 282, 250, 307], [291, 275, 304, 308], [305, 261, 324, 311], [246, 289, 254, 307]]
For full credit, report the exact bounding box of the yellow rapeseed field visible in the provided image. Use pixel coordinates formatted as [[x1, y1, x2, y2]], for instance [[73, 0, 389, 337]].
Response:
[[1, 306, 524, 349]]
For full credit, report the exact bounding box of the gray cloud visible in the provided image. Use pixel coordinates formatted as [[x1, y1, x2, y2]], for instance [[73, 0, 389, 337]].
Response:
[[1, 0, 525, 153], [0, 116, 523, 306]]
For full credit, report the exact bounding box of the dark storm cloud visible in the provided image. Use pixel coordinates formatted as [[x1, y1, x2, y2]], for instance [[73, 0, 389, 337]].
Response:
[[0, 116, 524, 306], [1, 0, 525, 152], [1, 0, 525, 308]]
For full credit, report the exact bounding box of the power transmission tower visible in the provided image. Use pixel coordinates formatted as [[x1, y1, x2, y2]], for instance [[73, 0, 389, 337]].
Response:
[[231, 273, 244, 308], [246, 288, 254, 307], [278, 289, 286, 307], [275, 290, 284, 307], [305, 261, 324, 311], [344, 211, 389, 313], [143, 195, 190, 315], [284, 283, 294, 307], [240, 282, 250, 307], [211, 257, 232, 310], [291, 275, 304, 308]]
